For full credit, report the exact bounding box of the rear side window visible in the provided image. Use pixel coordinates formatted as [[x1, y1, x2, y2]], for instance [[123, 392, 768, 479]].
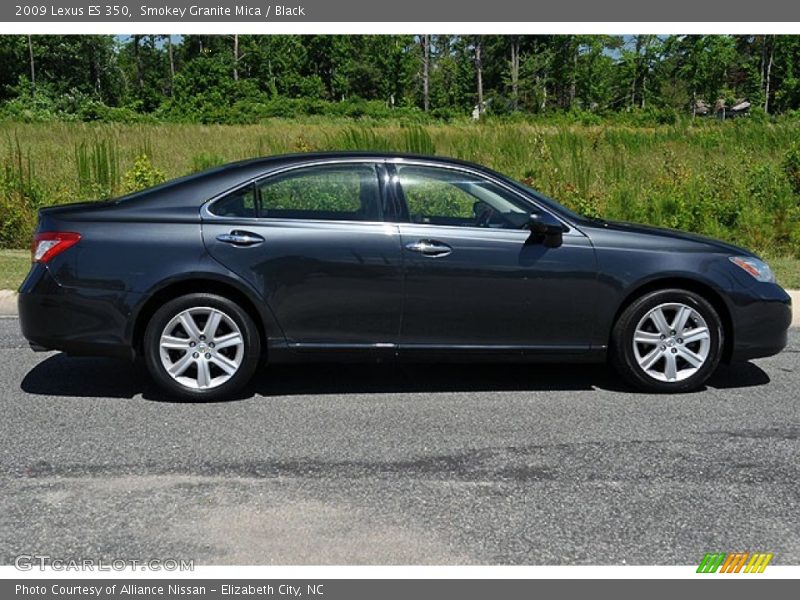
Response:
[[211, 184, 257, 218], [257, 164, 381, 222]]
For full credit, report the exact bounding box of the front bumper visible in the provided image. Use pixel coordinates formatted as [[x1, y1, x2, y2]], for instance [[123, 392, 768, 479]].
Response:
[[729, 283, 792, 362], [18, 264, 140, 360]]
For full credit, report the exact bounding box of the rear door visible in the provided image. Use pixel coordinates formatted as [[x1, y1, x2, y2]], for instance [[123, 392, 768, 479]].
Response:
[[202, 161, 403, 350]]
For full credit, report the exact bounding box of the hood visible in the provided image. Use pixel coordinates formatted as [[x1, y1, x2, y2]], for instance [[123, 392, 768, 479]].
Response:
[[583, 218, 757, 257]]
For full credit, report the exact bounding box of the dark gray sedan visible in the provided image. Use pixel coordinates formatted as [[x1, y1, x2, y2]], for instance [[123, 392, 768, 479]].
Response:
[[18, 152, 791, 400]]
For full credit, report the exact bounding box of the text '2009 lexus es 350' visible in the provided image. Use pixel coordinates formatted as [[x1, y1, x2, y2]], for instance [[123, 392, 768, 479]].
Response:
[[19, 152, 791, 400]]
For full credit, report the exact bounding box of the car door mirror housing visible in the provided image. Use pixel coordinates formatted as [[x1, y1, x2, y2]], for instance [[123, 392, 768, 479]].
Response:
[[526, 212, 565, 248]]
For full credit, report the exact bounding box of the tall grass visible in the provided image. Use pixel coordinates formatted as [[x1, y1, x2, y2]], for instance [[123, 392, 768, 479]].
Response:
[[75, 139, 120, 198], [0, 119, 799, 259], [330, 125, 436, 154], [0, 135, 41, 247]]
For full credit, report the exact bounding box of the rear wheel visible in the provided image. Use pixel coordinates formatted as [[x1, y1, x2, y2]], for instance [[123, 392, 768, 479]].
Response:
[[144, 293, 260, 401], [611, 289, 723, 393]]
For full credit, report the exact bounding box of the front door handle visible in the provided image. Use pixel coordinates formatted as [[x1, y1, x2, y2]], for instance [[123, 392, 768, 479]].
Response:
[[216, 230, 265, 246], [404, 239, 452, 257]]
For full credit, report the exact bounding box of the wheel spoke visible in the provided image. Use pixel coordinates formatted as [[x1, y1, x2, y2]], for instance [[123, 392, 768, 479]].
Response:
[[649, 308, 671, 335], [210, 354, 238, 375], [204, 310, 223, 339], [196, 359, 212, 388], [634, 330, 662, 344], [179, 313, 202, 340], [213, 331, 243, 350], [681, 327, 709, 345], [677, 347, 704, 368], [640, 347, 664, 371], [664, 352, 678, 381], [168, 352, 194, 377], [672, 305, 692, 334], [161, 335, 191, 350]]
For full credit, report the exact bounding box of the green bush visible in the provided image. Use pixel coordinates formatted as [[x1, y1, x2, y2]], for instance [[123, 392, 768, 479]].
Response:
[[0, 140, 45, 247], [122, 154, 166, 193], [0, 192, 36, 247], [783, 143, 800, 196]]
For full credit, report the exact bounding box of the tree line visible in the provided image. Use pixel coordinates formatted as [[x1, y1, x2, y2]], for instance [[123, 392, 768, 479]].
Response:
[[1, 35, 799, 123]]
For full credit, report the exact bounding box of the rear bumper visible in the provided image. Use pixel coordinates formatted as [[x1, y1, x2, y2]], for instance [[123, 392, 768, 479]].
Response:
[[18, 265, 140, 360], [729, 283, 792, 362]]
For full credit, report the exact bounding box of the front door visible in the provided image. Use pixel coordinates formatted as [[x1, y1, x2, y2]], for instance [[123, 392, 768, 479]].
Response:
[[390, 163, 597, 353]]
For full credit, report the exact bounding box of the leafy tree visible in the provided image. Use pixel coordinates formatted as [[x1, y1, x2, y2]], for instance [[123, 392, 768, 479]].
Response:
[[5, 34, 800, 122]]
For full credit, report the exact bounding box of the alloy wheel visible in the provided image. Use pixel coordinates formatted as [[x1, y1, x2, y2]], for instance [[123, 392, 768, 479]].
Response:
[[158, 306, 245, 390], [632, 302, 711, 383]]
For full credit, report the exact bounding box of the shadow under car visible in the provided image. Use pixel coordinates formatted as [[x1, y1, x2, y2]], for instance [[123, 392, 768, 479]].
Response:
[[19, 353, 772, 403]]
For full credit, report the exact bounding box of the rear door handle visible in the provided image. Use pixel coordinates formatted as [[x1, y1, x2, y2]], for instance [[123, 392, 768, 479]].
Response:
[[404, 239, 452, 257], [216, 230, 265, 246]]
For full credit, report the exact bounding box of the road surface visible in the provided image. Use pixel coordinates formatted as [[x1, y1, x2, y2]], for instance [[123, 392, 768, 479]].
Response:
[[1, 318, 798, 565]]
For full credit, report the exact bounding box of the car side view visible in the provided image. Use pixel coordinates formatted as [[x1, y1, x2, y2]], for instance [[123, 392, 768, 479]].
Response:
[[19, 152, 791, 400]]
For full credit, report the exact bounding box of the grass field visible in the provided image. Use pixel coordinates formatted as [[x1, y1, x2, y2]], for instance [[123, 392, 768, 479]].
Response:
[[1, 117, 800, 259], [0, 250, 29, 290], [2, 250, 799, 292]]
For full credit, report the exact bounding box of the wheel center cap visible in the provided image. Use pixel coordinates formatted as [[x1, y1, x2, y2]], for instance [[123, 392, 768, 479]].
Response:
[[667, 338, 676, 347], [197, 343, 207, 353]]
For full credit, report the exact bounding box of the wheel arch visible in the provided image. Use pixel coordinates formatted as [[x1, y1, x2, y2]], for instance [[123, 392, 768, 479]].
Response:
[[130, 274, 279, 358], [610, 276, 734, 363]]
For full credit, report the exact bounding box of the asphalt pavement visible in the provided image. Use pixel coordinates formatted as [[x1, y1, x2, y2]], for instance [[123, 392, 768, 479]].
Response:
[[0, 317, 798, 565]]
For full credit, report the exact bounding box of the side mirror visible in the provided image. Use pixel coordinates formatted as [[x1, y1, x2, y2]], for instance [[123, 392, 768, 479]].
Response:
[[526, 212, 565, 248]]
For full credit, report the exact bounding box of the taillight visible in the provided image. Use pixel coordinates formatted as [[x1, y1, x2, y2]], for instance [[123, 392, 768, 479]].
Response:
[[32, 232, 81, 263]]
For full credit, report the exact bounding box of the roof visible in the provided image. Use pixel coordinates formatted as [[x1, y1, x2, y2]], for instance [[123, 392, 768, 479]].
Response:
[[198, 151, 490, 175]]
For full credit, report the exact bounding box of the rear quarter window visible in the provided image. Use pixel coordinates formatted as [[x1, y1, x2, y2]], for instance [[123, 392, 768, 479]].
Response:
[[210, 184, 257, 218]]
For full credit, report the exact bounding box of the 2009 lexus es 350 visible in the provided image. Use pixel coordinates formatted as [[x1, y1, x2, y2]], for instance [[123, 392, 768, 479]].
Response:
[[19, 152, 791, 400]]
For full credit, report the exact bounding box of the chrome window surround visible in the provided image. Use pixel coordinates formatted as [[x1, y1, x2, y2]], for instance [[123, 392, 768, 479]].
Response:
[[200, 157, 580, 234]]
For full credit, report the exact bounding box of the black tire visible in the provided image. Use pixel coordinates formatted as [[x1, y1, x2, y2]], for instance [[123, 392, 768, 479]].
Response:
[[143, 293, 261, 401], [611, 288, 724, 393]]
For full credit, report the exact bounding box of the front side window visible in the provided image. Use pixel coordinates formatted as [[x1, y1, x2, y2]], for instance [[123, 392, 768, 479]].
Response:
[[396, 165, 532, 229], [257, 164, 381, 222]]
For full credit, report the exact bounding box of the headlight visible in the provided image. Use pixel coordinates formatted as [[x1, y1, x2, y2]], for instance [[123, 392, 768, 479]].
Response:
[[729, 256, 776, 283]]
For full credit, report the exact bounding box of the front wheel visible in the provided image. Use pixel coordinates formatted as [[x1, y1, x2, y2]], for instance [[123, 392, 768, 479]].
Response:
[[611, 289, 724, 393], [144, 293, 261, 401]]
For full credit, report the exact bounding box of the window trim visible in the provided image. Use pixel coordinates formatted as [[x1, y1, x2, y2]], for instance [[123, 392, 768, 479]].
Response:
[[201, 157, 579, 234], [202, 159, 388, 225]]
